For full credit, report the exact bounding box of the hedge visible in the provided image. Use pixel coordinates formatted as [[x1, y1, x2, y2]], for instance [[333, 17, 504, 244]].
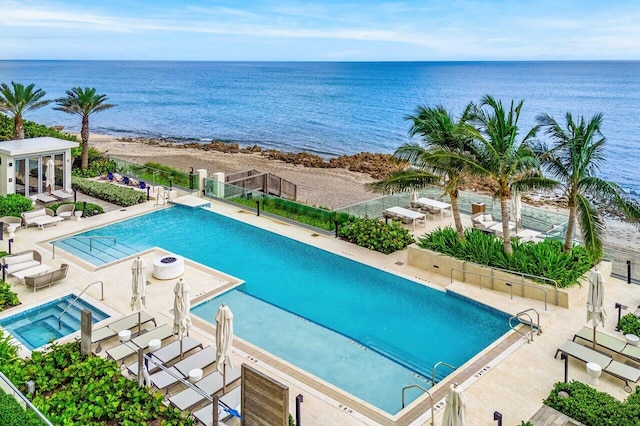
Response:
[[71, 177, 146, 207], [0, 390, 44, 426]]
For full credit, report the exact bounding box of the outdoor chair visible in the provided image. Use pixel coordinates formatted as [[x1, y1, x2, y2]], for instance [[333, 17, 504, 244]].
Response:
[[147, 346, 216, 390], [139, 181, 147, 190], [126, 336, 203, 375], [193, 385, 242, 425], [1, 250, 43, 280], [123, 176, 130, 185], [91, 312, 157, 351], [168, 367, 241, 411], [106, 324, 173, 362], [555, 340, 640, 392], [51, 190, 73, 201], [56, 203, 75, 219], [573, 326, 640, 362], [24, 263, 68, 294], [0, 216, 22, 230], [36, 193, 57, 205]]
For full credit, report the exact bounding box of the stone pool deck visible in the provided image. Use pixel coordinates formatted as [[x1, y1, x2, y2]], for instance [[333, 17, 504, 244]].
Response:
[[2, 196, 639, 425]]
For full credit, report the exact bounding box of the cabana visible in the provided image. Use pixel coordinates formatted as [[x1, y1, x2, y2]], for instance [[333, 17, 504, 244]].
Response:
[[0, 137, 77, 199]]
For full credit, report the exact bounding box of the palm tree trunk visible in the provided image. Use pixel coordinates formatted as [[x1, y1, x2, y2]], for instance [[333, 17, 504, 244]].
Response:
[[501, 196, 513, 255], [14, 115, 24, 139], [81, 115, 90, 170], [564, 204, 578, 253], [449, 189, 464, 238]]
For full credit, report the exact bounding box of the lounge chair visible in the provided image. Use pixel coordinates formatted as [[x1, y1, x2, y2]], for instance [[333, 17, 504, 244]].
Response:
[[148, 346, 216, 390], [193, 386, 242, 425], [91, 312, 157, 350], [573, 326, 640, 363], [169, 367, 241, 411], [24, 264, 68, 293], [123, 176, 130, 185], [36, 193, 57, 204], [555, 340, 640, 392], [126, 336, 203, 375], [51, 190, 73, 201], [2, 250, 43, 280], [106, 324, 173, 362], [55, 203, 75, 219]]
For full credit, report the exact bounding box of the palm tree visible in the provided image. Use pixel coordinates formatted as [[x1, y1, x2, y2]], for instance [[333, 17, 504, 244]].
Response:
[[54, 87, 116, 170], [0, 82, 51, 139], [368, 105, 473, 238], [462, 96, 556, 255], [537, 112, 640, 261]]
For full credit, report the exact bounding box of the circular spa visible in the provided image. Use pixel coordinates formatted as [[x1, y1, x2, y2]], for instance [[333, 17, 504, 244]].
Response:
[[152, 255, 185, 280]]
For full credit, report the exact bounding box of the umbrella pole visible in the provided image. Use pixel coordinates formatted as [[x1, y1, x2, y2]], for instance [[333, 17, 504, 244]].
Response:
[[593, 325, 597, 350], [223, 364, 227, 394], [180, 337, 184, 360], [138, 311, 141, 337]]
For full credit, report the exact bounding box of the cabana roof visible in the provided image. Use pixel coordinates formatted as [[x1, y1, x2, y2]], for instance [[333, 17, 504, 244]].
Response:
[[0, 137, 78, 157]]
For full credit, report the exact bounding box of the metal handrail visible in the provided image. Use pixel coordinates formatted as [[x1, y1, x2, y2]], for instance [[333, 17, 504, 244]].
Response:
[[506, 281, 548, 311], [509, 308, 542, 343], [57, 281, 104, 329], [450, 266, 555, 309], [52, 236, 117, 259], [0, 372, 53, 425], [489, 265, 559, 305], [402, 384, 434, 425], [432, 361, 457, 386]]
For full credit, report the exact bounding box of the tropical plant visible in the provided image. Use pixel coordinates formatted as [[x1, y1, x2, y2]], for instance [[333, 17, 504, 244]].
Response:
[[368, 105, 474, 238], [338, 217, 414, 254], [0, 82, 51, 139], [0, 390, 44, 426], [619, 313, 640, 337], [71, 177, 146, 207], [54, 87, 116, 170], [0, 194, 33, 217], [0, 114, 77, 142], [417, 227, 592, 287], [0, 281, 19, 311], [462, 96, 556, 255], [536, 113, 640, 262]]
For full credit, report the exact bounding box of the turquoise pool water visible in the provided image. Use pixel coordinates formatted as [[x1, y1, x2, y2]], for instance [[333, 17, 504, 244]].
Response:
[[55, 206, 510, 414], [0, 295, 110, 350]]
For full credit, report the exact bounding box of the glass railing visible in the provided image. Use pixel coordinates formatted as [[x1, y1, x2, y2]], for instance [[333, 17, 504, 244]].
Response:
[[603, 243, 640, 283], [204, 179, 340, 232], [0, 371, 53, 425], [111, 158, 195, 191]]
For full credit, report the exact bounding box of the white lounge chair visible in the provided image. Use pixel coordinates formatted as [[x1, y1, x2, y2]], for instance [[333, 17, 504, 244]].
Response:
[[193, 386, 242, 425], [148, 346, 216, 390], [573, 326, 640, 363], [169, 367, 241, 411], [92, 312, 157, 350], [106, 324, 173, 362], [51, 190, 74, 201], [127, 337, 203, 375], [555, 340, 640, 392]]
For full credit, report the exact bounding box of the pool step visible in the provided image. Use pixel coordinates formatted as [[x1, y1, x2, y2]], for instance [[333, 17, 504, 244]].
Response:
[[53, 237, 139, 265]]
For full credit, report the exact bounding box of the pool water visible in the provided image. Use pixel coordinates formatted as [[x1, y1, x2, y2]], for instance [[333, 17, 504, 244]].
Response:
[[0, 295, 110, 350], [56, 206, 510, 414]]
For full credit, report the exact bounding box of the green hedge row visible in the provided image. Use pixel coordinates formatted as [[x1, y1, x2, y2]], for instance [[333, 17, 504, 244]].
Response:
[[0, 194, 33, 217], [0, 390, 43, 426], [71, 177, 147, 207], [545, 381, 640, 426], [338, 217, 414, 254], [417, 227, 592, 288]]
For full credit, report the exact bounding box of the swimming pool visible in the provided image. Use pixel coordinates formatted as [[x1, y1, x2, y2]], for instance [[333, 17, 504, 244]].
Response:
[[0, 295, 110, 350], [56, 206, 510, 414]]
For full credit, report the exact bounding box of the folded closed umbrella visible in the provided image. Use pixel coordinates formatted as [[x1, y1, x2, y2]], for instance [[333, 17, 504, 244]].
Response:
[[215, 304, 234, 393], [442, 383, 466, 426], [587, 268, 606, 349], [173, 278, 192, 359], [45, 158, 55, 194], [131, 256, 147, 335]]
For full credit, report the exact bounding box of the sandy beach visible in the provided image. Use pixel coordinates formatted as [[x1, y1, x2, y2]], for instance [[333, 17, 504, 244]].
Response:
[[87, 133, 640, 251]]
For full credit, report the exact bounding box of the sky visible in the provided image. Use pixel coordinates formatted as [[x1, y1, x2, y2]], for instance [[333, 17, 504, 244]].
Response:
[[1, 0, 640, 61]]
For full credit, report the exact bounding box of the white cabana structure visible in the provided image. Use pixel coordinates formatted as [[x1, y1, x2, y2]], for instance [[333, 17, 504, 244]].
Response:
[[0, 137, 77, 198]]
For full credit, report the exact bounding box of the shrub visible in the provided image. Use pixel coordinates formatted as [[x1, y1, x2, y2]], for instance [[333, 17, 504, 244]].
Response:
[[417, 227, 592, 287], [71, 177, 146, 207], [50, 201, 104, 217], [0, 338, 193, 425], [620, 313, 640, 336], [0, 281, 19, 311], [0, 115, 78, 142], [338, 217, 414, 254], [0, 390, 43, 426], [71, 147, 116, 178], [545, 381, 640, 426], [0, 194, 33, 217]]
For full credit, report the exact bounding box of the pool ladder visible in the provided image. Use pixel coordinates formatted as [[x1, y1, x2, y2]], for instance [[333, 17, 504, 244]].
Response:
[[509, 308, 542, 343], [400, 361, 457, 425], [58, 281, 104, 329]]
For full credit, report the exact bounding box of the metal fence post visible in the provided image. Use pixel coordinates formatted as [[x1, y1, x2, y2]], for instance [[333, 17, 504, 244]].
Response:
[[296, 394, 303, 426]]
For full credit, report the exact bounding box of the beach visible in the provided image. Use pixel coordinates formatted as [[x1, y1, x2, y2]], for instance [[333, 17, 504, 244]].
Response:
[[88, 133, 640, 252]]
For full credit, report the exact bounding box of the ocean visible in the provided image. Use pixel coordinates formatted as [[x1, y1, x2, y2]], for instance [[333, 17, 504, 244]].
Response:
[[0, 60, 639, 197]]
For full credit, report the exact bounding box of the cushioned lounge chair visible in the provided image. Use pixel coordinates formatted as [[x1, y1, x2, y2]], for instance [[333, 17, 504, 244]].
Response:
[[51, 190, 73, 201], [24, 263, 68, 293], [92, 312, 157, 350], [193, 386, 242, 425], [555, 340, 640, 392], [127, 336, 203, 375], [169, 367, 241, 411], [148, 346, 216, 390], [573, 326, 640, 363], [36, 193, 57, 204], [55, 203, 75, 219], [106, 324, 173, 362]]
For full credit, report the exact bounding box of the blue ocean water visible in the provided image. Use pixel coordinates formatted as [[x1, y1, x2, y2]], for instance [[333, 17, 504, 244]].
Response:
[[1, 61, 639, 196]]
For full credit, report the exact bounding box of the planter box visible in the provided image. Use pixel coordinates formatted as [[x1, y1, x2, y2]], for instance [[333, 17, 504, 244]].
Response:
[[407, 245, 605, 309]]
